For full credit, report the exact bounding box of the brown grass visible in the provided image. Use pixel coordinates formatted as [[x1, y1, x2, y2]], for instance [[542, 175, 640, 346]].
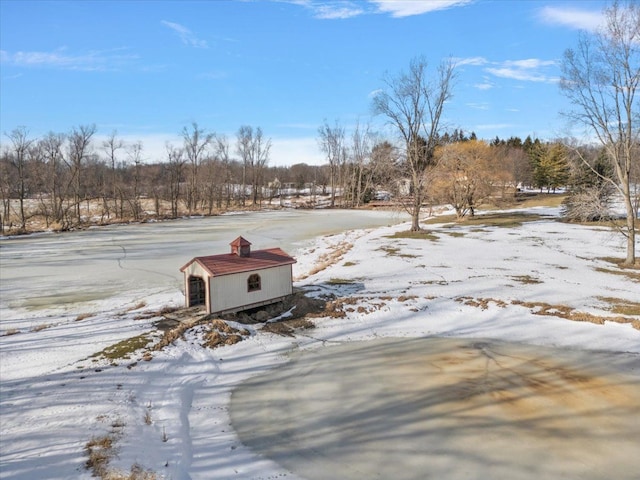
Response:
[[513, 192, 567, 208], [424, 211, 550, 228], [397, 295, 418, 302], [510, 275, 543, 285], [300, 241, 354, 279], [512, 300, 640, 330], [595, 257, 640, 282], [202, 319, 250, 349], [377, 245, 419, 258], [385, 230, 439, 241], [30, 323, 51, 332], [85, 435, 115, 478], [91, 333, 154, 361], [596, 296, 640, 316], [2, 328, 20, 336], [456, 297, 508, 310], [86, 419, 157, 479], [76, 312, 95, 321], [457, 296, 639, 330]]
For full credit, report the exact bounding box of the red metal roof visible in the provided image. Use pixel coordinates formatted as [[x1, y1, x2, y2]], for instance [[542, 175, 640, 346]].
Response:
[[180, 247, 296, 277]]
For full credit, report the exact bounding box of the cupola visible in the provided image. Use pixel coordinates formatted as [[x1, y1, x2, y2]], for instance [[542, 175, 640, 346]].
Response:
[[230, 236, 252, 257]]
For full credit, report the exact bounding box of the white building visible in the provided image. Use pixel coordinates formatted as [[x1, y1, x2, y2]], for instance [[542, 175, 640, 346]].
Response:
[[180, 236, 296, 314]]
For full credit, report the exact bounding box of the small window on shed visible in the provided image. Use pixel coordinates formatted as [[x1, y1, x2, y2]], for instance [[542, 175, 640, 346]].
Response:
[[248, 273, 261, 292]]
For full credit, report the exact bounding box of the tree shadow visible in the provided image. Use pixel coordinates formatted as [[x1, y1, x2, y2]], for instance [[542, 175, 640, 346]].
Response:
[[230, 337, 640, 480]]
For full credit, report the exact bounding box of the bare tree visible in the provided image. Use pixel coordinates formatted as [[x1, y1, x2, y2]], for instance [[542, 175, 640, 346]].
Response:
[[38, 132, 68, 227], [236, 126, 271, 206], [5, 127, 36, 230], [373, 56, 456, 231], [215, 135, 234, 208], [66, 124, 96, 224], [127, 141, 144, 220], [102, 131, 125, 219], [318, 120, 346, 208], [182, 122, 214, 215], [560, 0, 639, 265], [165, 143, 185, 218]]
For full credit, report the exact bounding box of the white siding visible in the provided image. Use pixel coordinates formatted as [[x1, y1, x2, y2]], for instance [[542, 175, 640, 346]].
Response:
[[182, 262, 211, 311], [209, 265, 292, 313]]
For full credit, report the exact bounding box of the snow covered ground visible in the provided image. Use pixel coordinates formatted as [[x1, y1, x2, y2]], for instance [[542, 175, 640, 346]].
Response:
[[1, 205, 638, 479]]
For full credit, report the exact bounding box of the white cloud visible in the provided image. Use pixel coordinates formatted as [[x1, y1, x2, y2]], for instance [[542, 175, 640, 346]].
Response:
[[370, 0, 472, 17], [313, 4, 364, 19], [289, 0, 471, 19], [485, 58, 558, 83], [1, 47, 138, 71], [474, 82, 493, 90], [161, 20, 208, 48], [454, 56, 488, 66], [503, 59, 556, 69], [486, 67, 547, 82], [283, 1, 363, 19], [538, 6, 603, 32]]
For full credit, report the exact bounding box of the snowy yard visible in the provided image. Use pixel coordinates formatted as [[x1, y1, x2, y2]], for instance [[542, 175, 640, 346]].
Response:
[[1, 206, 639, 479]]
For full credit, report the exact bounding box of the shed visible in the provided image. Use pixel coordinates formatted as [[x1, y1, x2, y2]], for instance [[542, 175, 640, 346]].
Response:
[[179, 236, 296, 314]]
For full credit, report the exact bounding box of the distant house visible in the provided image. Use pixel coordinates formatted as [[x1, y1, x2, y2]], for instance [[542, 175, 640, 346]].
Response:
[[179, 236, 296, 315]]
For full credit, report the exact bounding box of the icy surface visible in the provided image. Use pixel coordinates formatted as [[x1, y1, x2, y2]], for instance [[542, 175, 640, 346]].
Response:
[[0, 206, 638, 479]]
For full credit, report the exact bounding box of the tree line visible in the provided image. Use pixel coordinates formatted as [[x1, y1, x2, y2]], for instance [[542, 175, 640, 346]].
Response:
[[2, 118, 615, 233], [1, 2, 637, 264], [0, 123, 320, 233]]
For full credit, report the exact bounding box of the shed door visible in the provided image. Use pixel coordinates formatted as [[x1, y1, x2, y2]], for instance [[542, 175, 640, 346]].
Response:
[[188, 276, 206, 307]]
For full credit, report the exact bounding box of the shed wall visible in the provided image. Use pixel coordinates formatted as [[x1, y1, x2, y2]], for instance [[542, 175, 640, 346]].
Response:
[[182, 262, 211, 311], [209, 265, 292, 313]]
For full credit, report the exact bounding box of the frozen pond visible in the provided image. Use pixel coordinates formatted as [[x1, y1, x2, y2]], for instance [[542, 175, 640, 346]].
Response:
[[0, 209, 408, 326]]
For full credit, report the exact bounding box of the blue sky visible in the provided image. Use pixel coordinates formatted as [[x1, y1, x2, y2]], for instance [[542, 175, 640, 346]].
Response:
[[1, 0, 608, 165]]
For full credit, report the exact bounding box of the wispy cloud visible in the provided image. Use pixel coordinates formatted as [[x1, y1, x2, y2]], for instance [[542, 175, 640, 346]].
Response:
[[466, 102, 489, 110], [454, 56, 488, 67], [313, 3, 364, 19], [485, 59, 557, 83], [474, 81, 493, 91], [287, 0, 471, 19], [161, 20, 208, 48], [458, 56, 558, 84], [0, 47, 138, 71], [370, 0, 473, 18], [538, 6, 603, 32]]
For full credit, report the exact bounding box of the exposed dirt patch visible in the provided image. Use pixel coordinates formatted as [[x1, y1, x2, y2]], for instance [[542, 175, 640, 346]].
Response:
[[202, 320, 250, 348], [262, 318, 316, 337]]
